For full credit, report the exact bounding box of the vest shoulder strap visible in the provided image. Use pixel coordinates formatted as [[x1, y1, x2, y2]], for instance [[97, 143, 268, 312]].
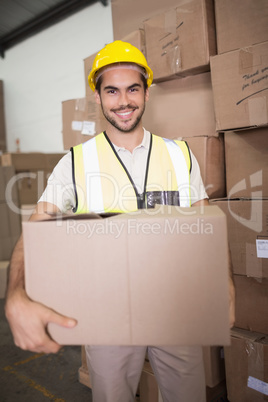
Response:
[[173, 139, 192, 173]]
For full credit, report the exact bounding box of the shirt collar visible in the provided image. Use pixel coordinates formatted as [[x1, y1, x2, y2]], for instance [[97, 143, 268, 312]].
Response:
[[113, 128, 151, 152]]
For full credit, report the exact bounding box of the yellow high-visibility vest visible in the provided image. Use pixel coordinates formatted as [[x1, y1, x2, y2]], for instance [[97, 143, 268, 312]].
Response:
[[71, 132, 191, 213]]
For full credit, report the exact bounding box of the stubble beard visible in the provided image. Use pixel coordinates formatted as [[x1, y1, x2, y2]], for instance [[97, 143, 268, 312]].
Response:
[[100, 100, 146, 133]]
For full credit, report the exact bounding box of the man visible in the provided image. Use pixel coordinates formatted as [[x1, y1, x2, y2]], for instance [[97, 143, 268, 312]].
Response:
[[5, 41, 235, 402]]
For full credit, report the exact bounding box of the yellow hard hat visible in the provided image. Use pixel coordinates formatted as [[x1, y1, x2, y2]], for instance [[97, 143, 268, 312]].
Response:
[[88, 40, 153, 91]]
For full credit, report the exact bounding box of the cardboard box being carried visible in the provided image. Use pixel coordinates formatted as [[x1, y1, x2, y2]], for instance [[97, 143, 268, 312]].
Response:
[[210, 41, 268, 131], [23, 205, 230, 346], [211, 199, 268, 279], [143, 72, 217, 138], [234, 275, 268, 334], [144, 0, 216, 82], [215, 0, 268, 54], [224, 128, 268, 198], [224, 328, 268, 402]]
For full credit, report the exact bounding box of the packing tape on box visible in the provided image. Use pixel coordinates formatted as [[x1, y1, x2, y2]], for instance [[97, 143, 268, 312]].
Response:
[[247, 376, 268, 396], [247, 338, 268, 396], [239, 48, 254, 75], [248, 97, 268, 127], [164, 9, 177, 34]]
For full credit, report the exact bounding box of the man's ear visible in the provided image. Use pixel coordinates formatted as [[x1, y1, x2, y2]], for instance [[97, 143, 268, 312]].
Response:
[[94, 90, 101, 104], [145, 88, 149, 102]]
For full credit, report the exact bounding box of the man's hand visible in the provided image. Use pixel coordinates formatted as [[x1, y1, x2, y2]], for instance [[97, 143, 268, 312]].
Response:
[[5, 287, 77, 354], [5, 201, 77, 354]]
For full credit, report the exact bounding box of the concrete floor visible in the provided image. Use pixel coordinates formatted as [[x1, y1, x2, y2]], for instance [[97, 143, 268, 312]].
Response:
[[0, 298, 92, 402]]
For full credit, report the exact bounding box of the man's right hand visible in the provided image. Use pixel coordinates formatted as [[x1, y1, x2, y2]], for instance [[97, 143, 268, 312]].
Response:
[[5, 202, 77, 354], [5, 287, 77, 354]]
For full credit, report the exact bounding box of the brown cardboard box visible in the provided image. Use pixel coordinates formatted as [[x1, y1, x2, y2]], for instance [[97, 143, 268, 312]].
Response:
[[176, 135, 225, 199], [0, 80, 7, 153], [15, 169, 51, 205], [23, 205, 230, 346], [139, 366, 160, 402], [202, 346, 225, 388], [215, 0, 268, 55], [224, 328, 268, 402], [144, 0, 216, 82], [210, 199, 268, 279], [84, 53, 98, 98], [62, 97, 106, 150], [234, 275, 268, 334], [0, 166, 21, 260], [111, 0, 187, 40], [0, 166, 19, 203], [0, 203, 21, 260], [1, 152, 64, 171], [224, 128, 268, 198], [122, 29, 146, 56], [1, 153, 65, 204], [143, 72, 217, 138], [78, 346, 92, 389], [1, 152, 47, 170], [210, 41, 268, 131], [0, 261, 9, 298]]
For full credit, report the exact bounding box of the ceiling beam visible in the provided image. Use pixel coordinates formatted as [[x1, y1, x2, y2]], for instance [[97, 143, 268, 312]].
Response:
[[0, 0, 108, 58]]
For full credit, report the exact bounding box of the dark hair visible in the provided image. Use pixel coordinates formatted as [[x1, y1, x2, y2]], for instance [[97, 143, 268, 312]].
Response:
[[95, 72, 148, 94]]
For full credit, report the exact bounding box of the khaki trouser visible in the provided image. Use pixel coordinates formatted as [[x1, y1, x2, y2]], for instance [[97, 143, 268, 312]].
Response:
[[85, 345, 206, 402]]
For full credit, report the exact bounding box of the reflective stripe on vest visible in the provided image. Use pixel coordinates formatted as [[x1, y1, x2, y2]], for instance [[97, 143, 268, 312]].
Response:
[[71, 132, 191, 214]]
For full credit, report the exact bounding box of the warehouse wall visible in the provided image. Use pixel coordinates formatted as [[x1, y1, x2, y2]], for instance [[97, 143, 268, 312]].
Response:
[[0, 2, 113, 153]]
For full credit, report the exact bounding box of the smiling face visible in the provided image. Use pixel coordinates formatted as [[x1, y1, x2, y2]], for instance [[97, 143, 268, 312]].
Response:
[[95, 67, 149, 134]]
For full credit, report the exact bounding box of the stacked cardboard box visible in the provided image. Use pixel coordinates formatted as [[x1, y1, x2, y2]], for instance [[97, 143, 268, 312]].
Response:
[[111, 0, 216, 83], [211, 0, 268, 132], [0, 166, 21, 261], [224, 328, 268, 402], [0, 166, 21, 296], [1, 152, 65, 205], [210, 7, 268, 399], [214, 0, 268, 55], [112, 0, 189, 40], [0, 261, 9, 298], [143, 0, 216, 82], [0, 81, 7, 153], [211, 131, 268, 400]]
